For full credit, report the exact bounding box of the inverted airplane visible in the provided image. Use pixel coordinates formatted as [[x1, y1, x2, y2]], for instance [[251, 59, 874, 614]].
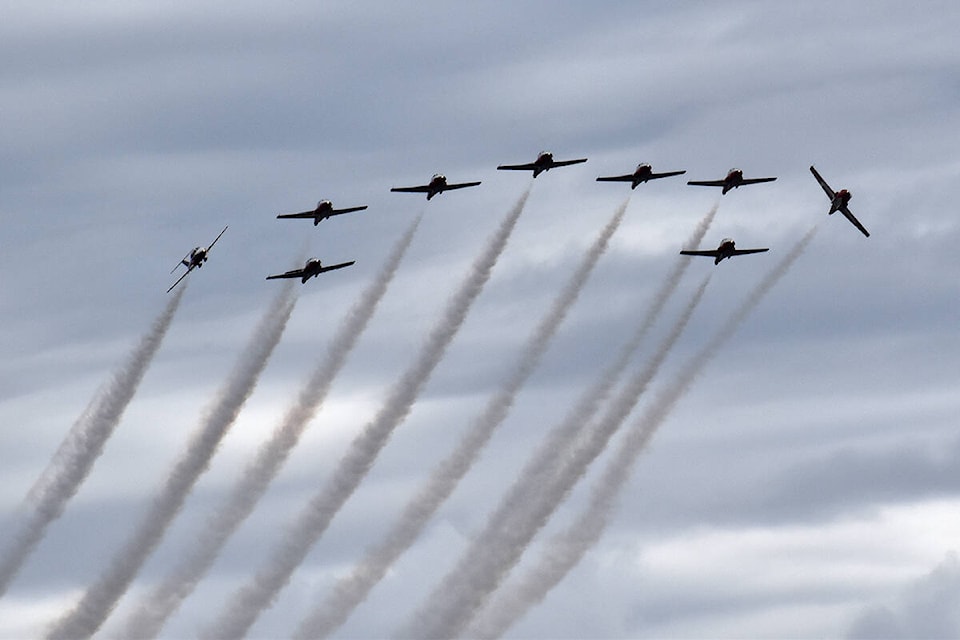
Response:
[[687, 168, 777, 194], [167, 225, 228, 293], [266, 257, 355, 283], [277, 200, 367, 226], [596, 163, 686, 189], [680, 238, 769, 265], [390, 174, 481, 200], [497, 151, 587, 178], [809, 165, 870, 237]]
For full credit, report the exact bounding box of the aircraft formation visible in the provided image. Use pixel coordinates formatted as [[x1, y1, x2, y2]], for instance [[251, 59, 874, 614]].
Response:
[[166, 151, 870, 294], [15, 146, 876, 640]]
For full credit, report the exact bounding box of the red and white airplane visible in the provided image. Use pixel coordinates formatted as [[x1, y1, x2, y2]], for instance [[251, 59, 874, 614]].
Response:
[[277, 200, 367, 226], [809, 165, 870, 237], [680, 238, 769, 265], [497, 151, 587, 178], [391, 174, 481, 200], [687, 168, 777, 195], [266, 257, 355, 283], [167, 225, 228, 293], [596, 163, 686, 189]]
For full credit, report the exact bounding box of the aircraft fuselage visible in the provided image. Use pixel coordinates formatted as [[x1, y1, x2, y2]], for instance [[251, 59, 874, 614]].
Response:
[[301, 258, 323, 282], [185, 247, 208, 269], [714, 238, 737, 263], [532, 152, 554, 177], [426, 174, 449, 199], [721, 169, 745, 194], [631, 164, 653, 188], [830, 189, 852, 214]]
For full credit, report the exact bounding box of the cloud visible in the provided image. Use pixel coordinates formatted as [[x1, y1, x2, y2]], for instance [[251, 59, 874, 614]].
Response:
[[848, 552, 960, 639]]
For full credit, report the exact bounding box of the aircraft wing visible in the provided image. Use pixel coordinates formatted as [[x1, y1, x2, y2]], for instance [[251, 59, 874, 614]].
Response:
[[171, 253, 191, 274], [686, 180, 727, 187], [808, 165, 836, 198], [318, 260, 356, 273], [440, 181, 481, 191], [549, 158, 588, 168], [839, 205, 870, 237], [679, 249, 721, 258], [729, 248, 770, 256], [265, 268, 306, 280], [207, 225, 228, 251], [330, 205, 368, 216], [595, 174, 634, 183], [276, 210, 317, 220], [390, 185, 432, 193], [497, 162, 539, 171], [649, 170, 687, 180], [166, 266, 194, 293], [739, 177, 777, 185]]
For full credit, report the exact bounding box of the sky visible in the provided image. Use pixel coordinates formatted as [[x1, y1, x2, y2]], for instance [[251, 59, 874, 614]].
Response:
[[1, 1, 959, 637]]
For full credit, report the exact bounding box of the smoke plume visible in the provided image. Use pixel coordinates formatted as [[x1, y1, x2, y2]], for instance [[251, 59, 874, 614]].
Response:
[[472, 226, 819, 637], [46, 282, 298, 639], [201, 190, 529, 638], [118, 215, 422, 638], [403, 273, 711, 639], [0, 286, 186, 597], [294, 198, 629, 639]]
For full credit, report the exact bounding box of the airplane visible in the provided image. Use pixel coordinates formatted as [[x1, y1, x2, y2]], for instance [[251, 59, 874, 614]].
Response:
[[680, 238, 769, 265], [809, 165, 870, 237], [390, 174, 481, 200], [596, 163, 686, 189], [497, 151, 587, 178], [266, 257, 356, 283], [687, 168, 777, 194], [277, 200, 367, 226], [167, 225, 228, 293]]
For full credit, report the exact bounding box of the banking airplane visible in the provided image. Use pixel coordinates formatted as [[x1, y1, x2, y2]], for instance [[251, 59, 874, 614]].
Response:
[[809, 165, 870, 237], [167, 225, 228, 293], [277, 200, 367, 225], [391, 174, 481, 200], [687, 168, 777, 194], [266, 257, 355, 283], [596, 163, 686, 189], [680, 238, 769, 265], [497, 151, 587, 178]]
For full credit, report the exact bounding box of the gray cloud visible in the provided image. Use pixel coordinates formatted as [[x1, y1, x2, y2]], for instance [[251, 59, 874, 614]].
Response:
[[848, 553, 960, 640], [2, 2, 959, 638]]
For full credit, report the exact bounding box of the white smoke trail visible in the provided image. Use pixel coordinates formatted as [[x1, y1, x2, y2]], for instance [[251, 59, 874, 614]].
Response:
[[467, 200, 720, 554], [472, 225, 819, 638], [0, 286, 187, 597], [293, 198, 630, 639], [45, 282, 298, 639], [117, 215, 422, 638], [201, 190, 530, 639], [402, 273, 712, 639]]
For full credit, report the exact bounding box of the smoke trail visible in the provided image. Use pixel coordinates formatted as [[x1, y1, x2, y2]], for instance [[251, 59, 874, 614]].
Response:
[[201, 189, 530, 639], [45, 282, 298, 639], [294, 198, 629, 639], [402, 273, 711, 639], [469, 200, 720, 551], [117, 215, 422, 639], [0, 287, 186, 597], [473, 226, 819, 638]]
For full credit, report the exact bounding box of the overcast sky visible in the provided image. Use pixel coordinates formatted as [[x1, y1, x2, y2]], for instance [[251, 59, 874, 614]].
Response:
[[2, 1, 959, 638]]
